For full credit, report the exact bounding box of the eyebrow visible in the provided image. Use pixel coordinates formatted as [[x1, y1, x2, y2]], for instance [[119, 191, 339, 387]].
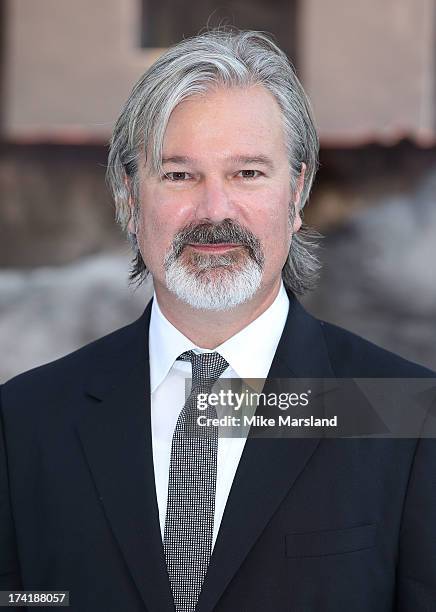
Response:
[[161, 154, 275, 171], [229, 155, 275, 170], [161, 156, 193, 166]]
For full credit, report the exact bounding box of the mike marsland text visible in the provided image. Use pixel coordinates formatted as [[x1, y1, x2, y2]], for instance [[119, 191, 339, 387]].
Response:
[[197, 415, 338, 428]]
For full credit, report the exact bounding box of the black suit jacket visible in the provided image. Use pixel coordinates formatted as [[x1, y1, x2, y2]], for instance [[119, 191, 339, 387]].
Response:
[[1, 295, 435, 611]]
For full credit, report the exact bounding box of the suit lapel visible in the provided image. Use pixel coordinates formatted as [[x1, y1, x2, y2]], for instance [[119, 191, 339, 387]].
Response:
[[196, 295, 336, 612], [76, 302, 175, 612], [75, 293, 337, 612]]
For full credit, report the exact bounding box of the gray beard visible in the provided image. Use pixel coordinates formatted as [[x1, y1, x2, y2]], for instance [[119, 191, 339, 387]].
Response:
[[164, 250, 263, 311]]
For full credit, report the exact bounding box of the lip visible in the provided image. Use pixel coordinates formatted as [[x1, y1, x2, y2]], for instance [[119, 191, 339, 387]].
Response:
[[187, 243, 242, 253]]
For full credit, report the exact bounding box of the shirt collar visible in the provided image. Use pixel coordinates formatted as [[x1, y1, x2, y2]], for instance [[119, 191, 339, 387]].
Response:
[[149, 283, 289, 393]]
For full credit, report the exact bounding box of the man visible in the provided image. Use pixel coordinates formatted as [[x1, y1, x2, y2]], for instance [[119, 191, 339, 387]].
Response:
[[1, 29, 435, 612]]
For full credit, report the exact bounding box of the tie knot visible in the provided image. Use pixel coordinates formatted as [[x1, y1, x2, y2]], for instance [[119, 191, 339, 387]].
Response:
[[178, 350, 229, 387]]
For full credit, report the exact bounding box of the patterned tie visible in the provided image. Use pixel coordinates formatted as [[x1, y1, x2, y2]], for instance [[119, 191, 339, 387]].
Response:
[[163, 350, 229, 612]]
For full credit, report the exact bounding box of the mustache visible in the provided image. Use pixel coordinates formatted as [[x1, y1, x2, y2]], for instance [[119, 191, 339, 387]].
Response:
[[170, 219, 265, 266]]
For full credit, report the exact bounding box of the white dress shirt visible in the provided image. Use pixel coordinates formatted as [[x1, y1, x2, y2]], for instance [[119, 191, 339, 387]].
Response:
[[149, 283, 289, 549]]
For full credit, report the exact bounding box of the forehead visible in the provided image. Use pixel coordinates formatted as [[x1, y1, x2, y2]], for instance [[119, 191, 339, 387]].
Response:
[[161, 85, 287, 160]]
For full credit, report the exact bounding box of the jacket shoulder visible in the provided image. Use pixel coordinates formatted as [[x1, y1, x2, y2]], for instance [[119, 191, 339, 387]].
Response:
[[319, 319, 435, 378], [2, 316, 144, 402]]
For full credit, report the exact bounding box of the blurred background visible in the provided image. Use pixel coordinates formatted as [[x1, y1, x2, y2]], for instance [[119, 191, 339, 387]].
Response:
[[1, 0, 435, 382]]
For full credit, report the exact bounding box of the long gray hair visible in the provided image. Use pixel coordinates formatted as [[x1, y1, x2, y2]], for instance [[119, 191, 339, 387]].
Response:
[[106, 28, 321, 294]]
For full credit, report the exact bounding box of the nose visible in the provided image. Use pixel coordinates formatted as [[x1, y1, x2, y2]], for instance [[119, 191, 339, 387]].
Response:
[[194, 176, 235, 223]]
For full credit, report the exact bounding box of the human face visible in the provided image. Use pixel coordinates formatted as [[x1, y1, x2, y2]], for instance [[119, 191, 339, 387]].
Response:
[[131, 85, 303, 309]]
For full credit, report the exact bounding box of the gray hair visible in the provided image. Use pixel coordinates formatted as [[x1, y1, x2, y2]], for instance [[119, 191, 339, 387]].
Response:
[[106, 27, 322, 294]]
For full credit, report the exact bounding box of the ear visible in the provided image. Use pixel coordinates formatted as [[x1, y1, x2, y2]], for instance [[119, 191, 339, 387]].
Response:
[[124, 176, 136, 234], [291, 162, 306, 233]]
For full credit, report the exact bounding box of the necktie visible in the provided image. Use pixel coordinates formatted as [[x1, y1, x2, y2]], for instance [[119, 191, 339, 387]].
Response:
[[163, 350, 229, 612]]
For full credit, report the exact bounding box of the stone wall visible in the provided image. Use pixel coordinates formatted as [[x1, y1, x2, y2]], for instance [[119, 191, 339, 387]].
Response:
[[3, 0, 435, 143], [301, 0, 436, 144], [0, 144, 121, 267]]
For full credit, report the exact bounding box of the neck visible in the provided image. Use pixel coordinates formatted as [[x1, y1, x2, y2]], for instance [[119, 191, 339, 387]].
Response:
[[153, 278, 283, 349]]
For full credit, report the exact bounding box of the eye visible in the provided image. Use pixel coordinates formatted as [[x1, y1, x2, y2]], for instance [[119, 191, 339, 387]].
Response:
[[164, 171, 191, 181], [237, 170, 262, 179]]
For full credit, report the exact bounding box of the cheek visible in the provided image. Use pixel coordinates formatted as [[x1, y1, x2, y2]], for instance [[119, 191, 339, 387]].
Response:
[[144, 189, 192, 229], [253, 203, 292, 266], [269, 219, 292, 261], [136, 194, 192, 261], [251, 199, 290, 242], [139, 210, 170, 260]]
